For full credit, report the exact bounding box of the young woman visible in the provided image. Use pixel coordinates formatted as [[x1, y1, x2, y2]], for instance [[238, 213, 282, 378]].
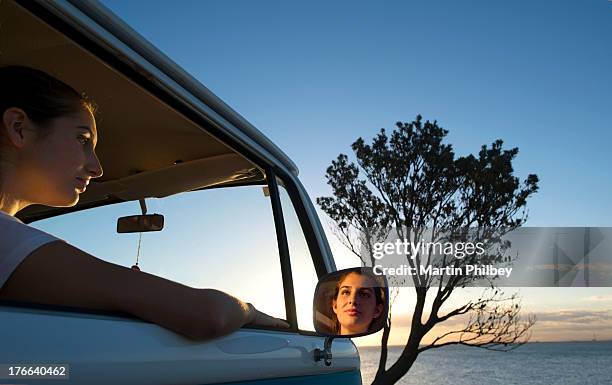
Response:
[[0, 65, 288, 340], [331, 270, 385, 335]]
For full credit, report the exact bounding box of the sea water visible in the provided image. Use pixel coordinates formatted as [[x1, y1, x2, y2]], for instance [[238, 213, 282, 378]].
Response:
[[358, 341, 612, 385]]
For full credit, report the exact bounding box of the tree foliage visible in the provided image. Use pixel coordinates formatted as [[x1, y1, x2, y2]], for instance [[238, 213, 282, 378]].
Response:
[[317, 115, 539, 385]]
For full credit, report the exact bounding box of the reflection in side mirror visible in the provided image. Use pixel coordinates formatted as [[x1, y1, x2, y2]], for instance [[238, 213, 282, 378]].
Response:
[[313, 267, 389, 338], [116, 214, 164, 233]]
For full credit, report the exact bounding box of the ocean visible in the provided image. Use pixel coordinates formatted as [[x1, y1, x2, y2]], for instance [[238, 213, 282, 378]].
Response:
[[357, 342, 612, 385]]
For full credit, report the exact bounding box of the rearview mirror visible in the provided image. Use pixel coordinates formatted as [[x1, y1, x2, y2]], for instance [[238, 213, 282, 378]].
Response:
[[313, 267, 389, 338], [116, 214, 164, 233]]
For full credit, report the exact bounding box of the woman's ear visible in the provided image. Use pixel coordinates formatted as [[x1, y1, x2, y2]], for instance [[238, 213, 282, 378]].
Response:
[[2, 108, 31, 148], [332, 299, 338, 315]]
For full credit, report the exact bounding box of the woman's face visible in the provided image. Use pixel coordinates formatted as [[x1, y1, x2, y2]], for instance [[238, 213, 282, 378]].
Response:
[[18, 108, 103, 207], [332, 272, 383, 335]]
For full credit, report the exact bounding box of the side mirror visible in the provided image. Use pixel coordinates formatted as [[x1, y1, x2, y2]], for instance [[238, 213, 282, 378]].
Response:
[[313, 267, 389, 338], [116, 214, 164, 233]]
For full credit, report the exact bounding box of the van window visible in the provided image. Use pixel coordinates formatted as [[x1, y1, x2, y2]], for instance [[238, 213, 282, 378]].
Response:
[[278, 180, 319, 331], [30, 185, 286, 320]]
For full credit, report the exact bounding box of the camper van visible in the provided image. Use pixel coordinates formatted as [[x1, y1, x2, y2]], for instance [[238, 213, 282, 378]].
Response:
[[0, 1, 388, 384]]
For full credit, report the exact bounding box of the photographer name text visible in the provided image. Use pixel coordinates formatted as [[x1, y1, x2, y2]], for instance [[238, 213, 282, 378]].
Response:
[[373, 264, 513, 278]]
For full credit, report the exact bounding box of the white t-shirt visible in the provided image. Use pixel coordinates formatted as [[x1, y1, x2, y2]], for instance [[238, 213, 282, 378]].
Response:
[[0, 210, 59, 289]]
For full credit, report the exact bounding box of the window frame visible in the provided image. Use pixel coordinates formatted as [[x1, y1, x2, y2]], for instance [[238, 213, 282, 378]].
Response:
[[2, 182, 292, 331], [267, 167, 331, 335]]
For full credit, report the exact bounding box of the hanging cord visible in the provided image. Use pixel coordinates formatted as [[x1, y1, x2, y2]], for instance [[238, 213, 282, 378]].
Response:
[[131, 232, 142, 271], [131, 199, 148, 272]]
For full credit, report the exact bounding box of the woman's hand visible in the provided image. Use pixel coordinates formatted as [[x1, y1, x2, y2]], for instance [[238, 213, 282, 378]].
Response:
[[245, 303, 290, 329]]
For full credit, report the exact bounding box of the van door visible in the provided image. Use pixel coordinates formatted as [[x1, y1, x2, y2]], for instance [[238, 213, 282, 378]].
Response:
[[0, 305, 361, 384], [1, 178, 361, 384]]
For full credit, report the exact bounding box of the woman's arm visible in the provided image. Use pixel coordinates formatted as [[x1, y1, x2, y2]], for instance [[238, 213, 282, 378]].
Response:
[[0, 241, 287, 340]]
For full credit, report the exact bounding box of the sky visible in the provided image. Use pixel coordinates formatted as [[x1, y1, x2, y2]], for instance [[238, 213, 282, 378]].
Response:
[[92, 0, 612, 345]]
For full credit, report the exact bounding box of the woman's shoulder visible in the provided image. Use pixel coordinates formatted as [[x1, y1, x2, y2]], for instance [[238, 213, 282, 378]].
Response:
[[0, 211, 62, 289], [0, 211, 29, 232], [0, 211, 59, 242], [1, 210, 33, 227], [0, 210, 21, 222]]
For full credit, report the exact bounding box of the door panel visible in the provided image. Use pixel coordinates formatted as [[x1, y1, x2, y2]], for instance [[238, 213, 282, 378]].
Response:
[[0, 305, 361, 385]]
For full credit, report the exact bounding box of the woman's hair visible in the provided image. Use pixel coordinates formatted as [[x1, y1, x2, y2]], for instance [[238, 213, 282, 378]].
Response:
[[330, 269, 386, 334], [0, 65, 95, 140]]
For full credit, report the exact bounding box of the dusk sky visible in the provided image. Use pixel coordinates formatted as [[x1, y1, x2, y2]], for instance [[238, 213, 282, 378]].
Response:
[[93, 0, 612, 345]]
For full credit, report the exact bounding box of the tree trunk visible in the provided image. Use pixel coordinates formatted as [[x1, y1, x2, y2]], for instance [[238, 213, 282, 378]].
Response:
[[373, 353, 418, 384], [374, 321, 392, 381], [371, 288, 426, 384], [371, 340, 420, 385]]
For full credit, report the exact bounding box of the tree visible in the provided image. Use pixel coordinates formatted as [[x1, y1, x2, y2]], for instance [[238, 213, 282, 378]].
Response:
[[317, 115, 539, 385]]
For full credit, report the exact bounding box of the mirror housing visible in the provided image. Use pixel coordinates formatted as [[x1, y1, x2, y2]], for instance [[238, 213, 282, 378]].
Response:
[[117, 214, 164, 233], [313, 267, 389, 338]]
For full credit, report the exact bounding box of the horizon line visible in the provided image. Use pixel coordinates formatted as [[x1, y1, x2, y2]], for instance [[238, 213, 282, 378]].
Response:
[[357, 339, 612, 348]]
